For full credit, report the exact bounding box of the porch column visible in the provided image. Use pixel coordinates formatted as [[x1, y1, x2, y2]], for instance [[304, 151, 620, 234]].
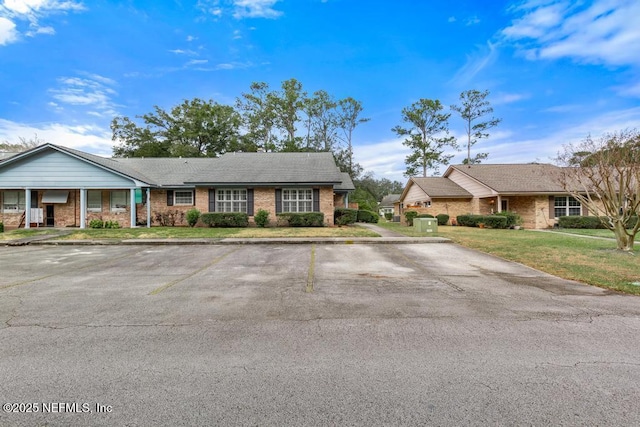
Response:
[[130, 188, 137, 228], [79, 188, 87, 229], [146, 188, 151, 228], [24, 188, 31, 229], [496, 195, 502, 213], [345, 193, 349, 208]]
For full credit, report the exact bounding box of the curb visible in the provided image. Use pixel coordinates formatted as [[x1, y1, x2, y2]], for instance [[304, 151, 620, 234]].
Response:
[[16, 237, 452, 246]]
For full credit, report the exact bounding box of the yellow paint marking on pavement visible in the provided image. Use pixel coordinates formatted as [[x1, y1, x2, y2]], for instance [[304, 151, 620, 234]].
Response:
[[149, 248, 240, 295]]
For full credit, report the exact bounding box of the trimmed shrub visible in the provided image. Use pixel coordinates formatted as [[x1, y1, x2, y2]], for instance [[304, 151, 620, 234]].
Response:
[[186, 209, 200, 227], [105, 220, 120, 229], [457, 214, 508, 228], [254, 209, 270, 228], [405, 211, 418, 226], [384, 213, 393, 221], [0, 222, 4, 233], [495, 211, 523, 228], [89, 219, 104, 229], [558, 216, 604, 229], [436, 214, 449, 226], [357, 209, 379, 223], [416, 214, 435, 218], [201, 212, 249, 227], [334, 208, 358, 225], [278, 212, 325, 227], [483, 215, 508, 229]]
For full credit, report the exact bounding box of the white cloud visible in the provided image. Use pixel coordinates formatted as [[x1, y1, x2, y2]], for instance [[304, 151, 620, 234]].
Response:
[[48, 73, 118, 117], [186, 59, 208, 66], [0, 0, 85, 45], [502, 0, 640, 67], [450, 41, 498, 86], [492, 92, 530, 105], [0, 16, 18, 44], [614, 81, 640, 98], [465, 16, 480, 26], [447, 16, 456, 23], [196, 0, 281, 19], [0, 118, 113, 153], [232, 0, 282, 19]]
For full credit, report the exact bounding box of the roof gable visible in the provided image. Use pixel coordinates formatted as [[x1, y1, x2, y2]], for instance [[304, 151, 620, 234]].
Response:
[[445, 164, 565, 193]]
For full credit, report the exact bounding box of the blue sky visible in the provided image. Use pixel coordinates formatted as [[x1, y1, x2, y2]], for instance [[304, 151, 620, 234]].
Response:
[[1, 0, 639, 182]]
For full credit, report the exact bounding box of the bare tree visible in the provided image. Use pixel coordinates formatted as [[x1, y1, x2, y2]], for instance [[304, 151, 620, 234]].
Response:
[[0, 134, 46, 154], [556, 129, 640, 251]]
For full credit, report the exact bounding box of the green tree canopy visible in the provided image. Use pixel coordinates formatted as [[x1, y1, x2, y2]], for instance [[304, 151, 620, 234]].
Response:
[[112, 98, 242, 158], [393, 98, 456, 177]]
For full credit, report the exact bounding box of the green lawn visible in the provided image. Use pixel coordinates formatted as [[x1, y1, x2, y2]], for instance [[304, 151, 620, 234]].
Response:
[[549, 228, 616, 238], [54, 225, 379, 240], [377, 222, 640, 295], [0, 228, 62, 240]]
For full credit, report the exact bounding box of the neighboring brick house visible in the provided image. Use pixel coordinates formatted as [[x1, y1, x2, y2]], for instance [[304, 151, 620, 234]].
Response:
[[0, 144, 354, 229], [398, 163, 598, 229]]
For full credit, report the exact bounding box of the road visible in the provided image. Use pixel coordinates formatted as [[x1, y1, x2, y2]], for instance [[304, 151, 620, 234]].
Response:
[[1, 243, 638, 426]]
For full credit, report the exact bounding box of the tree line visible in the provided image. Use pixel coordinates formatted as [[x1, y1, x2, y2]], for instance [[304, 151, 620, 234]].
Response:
[[111, 78, 368, 179], [393, 89, 501, 178]]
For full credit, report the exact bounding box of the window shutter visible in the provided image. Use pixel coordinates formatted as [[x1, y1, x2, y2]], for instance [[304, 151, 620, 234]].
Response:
[[192, 189, 196, 206], [275, 189, 282, 214], [313, 189, 320, 212], [582, 203, 589, 216], [208, 189, 216, 212], [549, 196, 555, 219], [167, 190, 174, 206], [31, 190, 38, 208], [247, 189, 254, 216]]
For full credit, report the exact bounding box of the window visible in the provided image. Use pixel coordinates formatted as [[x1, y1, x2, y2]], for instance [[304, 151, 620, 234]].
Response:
[[110, 190, 129, 212], [554, 196, 581, 217], [217, 189, 247, 212], [87, 190, 102, 212], [283, 189, 313, 213], [2, 191, 25, 213], [174, 190, 194, 206]]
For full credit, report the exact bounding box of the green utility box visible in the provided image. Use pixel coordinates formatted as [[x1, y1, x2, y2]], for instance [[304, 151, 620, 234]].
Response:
[[413, 218, 438, 233]]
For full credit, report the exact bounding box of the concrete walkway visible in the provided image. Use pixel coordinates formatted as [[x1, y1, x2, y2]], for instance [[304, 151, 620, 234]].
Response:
[[355, 222, 409, 237]]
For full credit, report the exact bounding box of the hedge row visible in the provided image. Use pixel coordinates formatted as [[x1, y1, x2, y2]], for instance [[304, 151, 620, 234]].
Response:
[[559, 215, 638, 229], [278, 212, 325, 227], [0, 222, 3, 233], [334, 208, 379, 225], [457, 214, 508, 229], [201, 212, 249, 227]]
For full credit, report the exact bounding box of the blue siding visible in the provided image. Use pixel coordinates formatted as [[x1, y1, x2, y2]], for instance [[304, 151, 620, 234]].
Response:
[[0, 150, 137, 189]]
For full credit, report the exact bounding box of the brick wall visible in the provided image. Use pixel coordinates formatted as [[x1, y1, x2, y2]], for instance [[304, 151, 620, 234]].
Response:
[[401, 199, 472, 225]]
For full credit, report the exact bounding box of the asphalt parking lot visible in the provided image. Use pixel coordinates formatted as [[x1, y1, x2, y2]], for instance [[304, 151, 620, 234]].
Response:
[[1, 243, 639, 426]]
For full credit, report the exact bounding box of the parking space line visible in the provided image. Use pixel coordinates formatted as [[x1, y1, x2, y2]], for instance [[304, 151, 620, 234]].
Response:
[[149, 247, 241, 295], [0, 248, 150, 291], [306, 244, 315, 293]]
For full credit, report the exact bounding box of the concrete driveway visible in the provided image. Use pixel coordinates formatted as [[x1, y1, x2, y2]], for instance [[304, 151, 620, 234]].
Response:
[[1, 243, 639, 426]]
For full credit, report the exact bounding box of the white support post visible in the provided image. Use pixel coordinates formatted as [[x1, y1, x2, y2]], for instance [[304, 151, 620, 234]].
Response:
[[79, 188, 87, 229], [496, 195, 502, 213], [130, 188, 137, 228], [25, 188, 31, 229], [146, 188, 151, 228]]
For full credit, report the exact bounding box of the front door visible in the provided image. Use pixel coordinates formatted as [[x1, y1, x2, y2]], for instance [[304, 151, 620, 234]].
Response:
[[45, 205, 55, 227], [501, 199, 509, 212]]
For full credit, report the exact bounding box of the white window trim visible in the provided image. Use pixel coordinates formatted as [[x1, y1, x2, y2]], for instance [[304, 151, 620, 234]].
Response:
[[110, 190, 129, 213], [87, 190, 102, 212], [282, 188, 313, 213], [2, 190, 26, 213], [554, 196, 581, 217], [174, 190, 194, 206], [216, 189, 248, 213]]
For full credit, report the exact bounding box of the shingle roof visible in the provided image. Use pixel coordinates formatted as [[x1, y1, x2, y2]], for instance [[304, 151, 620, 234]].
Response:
[[380, 194, 401, 206], [448, 163, 565, 193], [412, 177, 472, 197], [335, 172, 355, 191], [115, 158, 215, 187], [186, 152, 345, 185]]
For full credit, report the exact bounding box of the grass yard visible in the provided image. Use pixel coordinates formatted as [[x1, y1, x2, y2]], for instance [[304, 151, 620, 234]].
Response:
[[549, 228, 617, 238], [0, 228, 62, 240], [377, 222, 640, 295], [54, 225, 380, 240]]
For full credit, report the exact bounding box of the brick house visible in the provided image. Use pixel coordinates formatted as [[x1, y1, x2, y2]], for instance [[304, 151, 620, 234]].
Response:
[[0, 144, 354, 229], [398, 163, 598, 229]]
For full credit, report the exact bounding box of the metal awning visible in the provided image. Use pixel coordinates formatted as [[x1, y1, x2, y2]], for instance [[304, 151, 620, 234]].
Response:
[[41, 190, 69, 204]]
